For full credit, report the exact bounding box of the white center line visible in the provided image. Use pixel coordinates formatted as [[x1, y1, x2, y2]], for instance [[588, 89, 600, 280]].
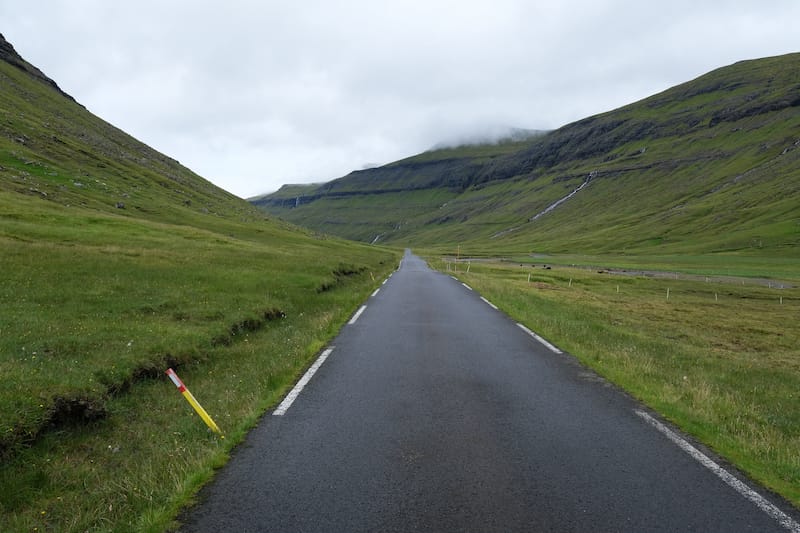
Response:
[[348, 305, 367, 325], [371, 288, 380, 297], [273, 347, 335, 416], [462, 283, 473, 291], [635, 410, 800, 532], [516, 323, 563, 354], [480, 296, 498, 310]]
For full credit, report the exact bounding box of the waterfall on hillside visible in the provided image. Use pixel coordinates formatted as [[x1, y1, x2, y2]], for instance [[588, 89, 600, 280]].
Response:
[[490, 171, 597, 239], [529, 171, 596, 222]]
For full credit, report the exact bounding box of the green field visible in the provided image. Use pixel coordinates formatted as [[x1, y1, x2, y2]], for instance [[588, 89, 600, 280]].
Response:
[[435, 256, 800, 507]]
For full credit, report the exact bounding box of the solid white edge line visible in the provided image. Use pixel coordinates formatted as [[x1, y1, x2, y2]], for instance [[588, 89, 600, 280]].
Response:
[[516, 323, 563, 354], [348, 305, 367, 325], [635, 410, 800, 533], [371, 288, 380, 297], [273, 347, 335, 416], [480, 296, 498, 310], [462, 283, 473, 291]]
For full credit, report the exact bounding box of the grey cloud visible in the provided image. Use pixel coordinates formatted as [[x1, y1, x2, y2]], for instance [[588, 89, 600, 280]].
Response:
[[1, 0, 798, 197]]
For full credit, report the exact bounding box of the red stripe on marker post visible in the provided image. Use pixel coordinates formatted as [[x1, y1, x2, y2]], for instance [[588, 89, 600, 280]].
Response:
[[166, 368, 187, 393]]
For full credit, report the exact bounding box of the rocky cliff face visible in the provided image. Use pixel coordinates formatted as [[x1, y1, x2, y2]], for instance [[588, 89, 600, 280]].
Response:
[[0, 32, 77, 103]]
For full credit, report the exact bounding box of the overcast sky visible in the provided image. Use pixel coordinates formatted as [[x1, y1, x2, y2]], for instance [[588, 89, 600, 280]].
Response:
[[1, 1, 798, 198]]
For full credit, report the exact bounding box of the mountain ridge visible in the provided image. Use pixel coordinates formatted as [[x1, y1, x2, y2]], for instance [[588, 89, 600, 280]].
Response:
[[253, 52, 800, 255], [0, 32, 77, 103], [0, 32, 265, 233]]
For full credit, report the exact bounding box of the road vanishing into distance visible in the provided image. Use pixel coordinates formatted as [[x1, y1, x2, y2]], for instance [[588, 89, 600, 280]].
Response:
[[181, 251, 800, 532]]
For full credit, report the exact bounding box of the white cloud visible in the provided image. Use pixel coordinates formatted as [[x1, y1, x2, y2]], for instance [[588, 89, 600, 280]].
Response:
[[1, 0, 798, 197]]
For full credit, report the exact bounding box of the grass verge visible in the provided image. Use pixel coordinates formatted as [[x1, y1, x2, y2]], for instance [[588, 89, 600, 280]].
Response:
[[0, 191, 400, 531], [436, 258, 800, 508]]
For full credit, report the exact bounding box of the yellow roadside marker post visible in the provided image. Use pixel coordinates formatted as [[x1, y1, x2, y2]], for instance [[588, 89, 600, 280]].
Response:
[[166, 368, 223, 436]]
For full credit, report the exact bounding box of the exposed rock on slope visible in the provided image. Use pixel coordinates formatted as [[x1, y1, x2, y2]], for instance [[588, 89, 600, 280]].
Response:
[[0, 32, 77, 103]]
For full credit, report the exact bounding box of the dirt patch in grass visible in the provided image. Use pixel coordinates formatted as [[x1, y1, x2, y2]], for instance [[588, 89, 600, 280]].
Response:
[[212, 308, 286, 346], [316, 264, 368, 293]]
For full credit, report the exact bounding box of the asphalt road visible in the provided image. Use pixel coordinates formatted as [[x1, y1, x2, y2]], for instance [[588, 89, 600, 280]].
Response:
[[180, 250, 799, 532]]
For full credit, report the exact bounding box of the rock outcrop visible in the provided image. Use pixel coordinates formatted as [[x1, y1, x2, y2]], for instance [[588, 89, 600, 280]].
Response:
[[0, 32, 78, 103]]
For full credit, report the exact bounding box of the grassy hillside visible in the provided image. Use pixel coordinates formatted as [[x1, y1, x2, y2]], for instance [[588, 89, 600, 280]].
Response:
[[0, 35, 252, 229], [0, 34, 399, 531], [255, 53, 800, 258]]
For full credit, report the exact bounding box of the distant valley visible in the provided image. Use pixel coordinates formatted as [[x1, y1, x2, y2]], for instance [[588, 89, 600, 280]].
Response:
[[253, 53, 800, 257]]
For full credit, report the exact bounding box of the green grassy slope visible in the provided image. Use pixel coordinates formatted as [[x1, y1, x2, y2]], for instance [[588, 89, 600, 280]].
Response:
[[255, 53, 800, 257], [0, 34, 398, 530], [0, 35, 254, 230]]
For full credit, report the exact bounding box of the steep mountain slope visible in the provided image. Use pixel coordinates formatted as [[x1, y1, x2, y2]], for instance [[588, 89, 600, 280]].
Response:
[[0, 33, 255, 233], [0, 34, 397, 531], [254, 53, 800, 256]]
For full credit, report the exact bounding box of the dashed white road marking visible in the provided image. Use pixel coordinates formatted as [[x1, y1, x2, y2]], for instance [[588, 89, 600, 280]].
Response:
[[273, 347, 335, 416], [516, 323, 563, 354], [450, 276, 459, 281], [371, 288, 380, 297], [480, 296, 498, 310], [348, 305, 367, 325], [462, 283, 473, 291], [635, 410, 800, 532]]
